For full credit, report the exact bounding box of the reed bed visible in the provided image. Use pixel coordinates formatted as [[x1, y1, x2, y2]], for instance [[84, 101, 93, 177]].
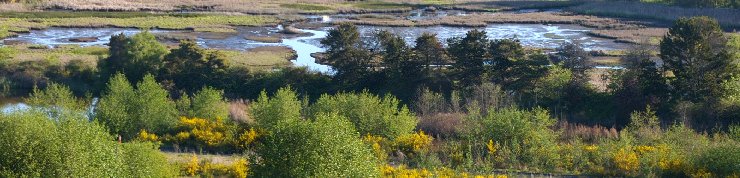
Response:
[[336, 12, 644, 30], [557, 120, 620, 143], [587, 28, 668, 45]]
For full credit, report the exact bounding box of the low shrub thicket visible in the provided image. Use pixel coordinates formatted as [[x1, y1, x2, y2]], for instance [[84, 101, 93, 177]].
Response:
[[0, 111, 175, 177]]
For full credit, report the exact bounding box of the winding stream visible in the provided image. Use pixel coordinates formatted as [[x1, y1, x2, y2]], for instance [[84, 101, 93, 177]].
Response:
[[281, 29, 331, 72]]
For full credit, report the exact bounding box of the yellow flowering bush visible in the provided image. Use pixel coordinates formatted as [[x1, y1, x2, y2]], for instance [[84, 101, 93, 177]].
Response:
[[613, 148, 640, 176], [230, 158, 249, 178], [364, 134, 388, 161], [137, 129, 159, 142], [395, 131, 433, 154], [201, 161, 230, 176], [173, 116, 230, 149], [182, 155, 250, 177], [175, 132, 191, 141], [486, 139, 497, 155], [635, 145, 656, 154], [583, 145, 598, 152], [380, 165, 508, 178], [186, 155, 199, 176], [238, 128, 260, 149]]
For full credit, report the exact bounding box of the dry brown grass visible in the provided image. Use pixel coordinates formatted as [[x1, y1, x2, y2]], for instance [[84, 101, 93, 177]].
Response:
[[0, 2, 30, 12], [450, 0, 579, 11], [164, 152, 240, 165], [244, 35, 282, 43], [337, 12, 644, 29], [228, 99, 252, 124], [587, 28, 668, 45], [418, 113, 464, 139], [567, 1, 740, 29], [558, 121, 619, 143]]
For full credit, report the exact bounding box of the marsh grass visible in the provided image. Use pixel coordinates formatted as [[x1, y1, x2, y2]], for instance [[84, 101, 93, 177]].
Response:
[[279, 3, 332, 11], [567, 1, 740, 29], [587, 28, 668, 45], [219, 46, 294, 71], [352, 2, 416, 10], [2, 44, 106, 66], [0, 11, 193, 18], [337, 12, 643, 29], [453, 0, 580, 11], [0, 14, 276, 39]]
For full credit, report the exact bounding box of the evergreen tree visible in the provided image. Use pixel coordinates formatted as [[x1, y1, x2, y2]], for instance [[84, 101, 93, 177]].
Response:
[[553, 42, 592, 81], [320, 23, 372, 88], [98, 31, 167, 83], [660, 16, 735, 102], [414, 33, 447, 74], [161, 41, 227, 93], [449, 30, 490, 88]]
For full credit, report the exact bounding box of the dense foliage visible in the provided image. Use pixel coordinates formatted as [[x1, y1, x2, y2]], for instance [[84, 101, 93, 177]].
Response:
[[1, 13, 739, 178], [0, 111, 176, 177]]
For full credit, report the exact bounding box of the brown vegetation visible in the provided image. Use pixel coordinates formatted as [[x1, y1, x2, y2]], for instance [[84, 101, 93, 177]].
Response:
[[417, 113, 464, 138], [557, 121, 619, 143], [587, 28, 668, 45], [567, 1, 740, 29], [336, 12, 645, 30], [228, 99, 252, 124]]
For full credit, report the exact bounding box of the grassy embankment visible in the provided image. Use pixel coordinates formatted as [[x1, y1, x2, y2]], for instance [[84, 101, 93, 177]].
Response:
[[0, 12, 278, 39], [0, 44, 294, 71]]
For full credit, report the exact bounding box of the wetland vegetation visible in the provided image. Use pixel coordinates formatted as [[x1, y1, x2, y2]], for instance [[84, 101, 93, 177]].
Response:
[[0, 0, 739, 177]]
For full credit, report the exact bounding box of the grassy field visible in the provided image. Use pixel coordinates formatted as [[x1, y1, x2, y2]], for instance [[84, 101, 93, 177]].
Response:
[[0, 13, 277, 38], [219, 46, 295, 71], [0, 44, 106, 66]]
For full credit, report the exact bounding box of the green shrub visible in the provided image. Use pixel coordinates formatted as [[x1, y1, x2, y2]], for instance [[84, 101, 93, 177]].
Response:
[[250, 87, 302, 131], [121, 141, 178, 177], [99, 31, 168, 83], [310, 92, 417, 139], [473, 107, 560, 170], [0, 110, 178, 177], [694, 142, 740, 177], [253, 112, 380, 177], [0, 111, 64, 177], [25, 82, 87, 116], [0, 111, 123, 177], [95, 73, 177, 140], [185, 86, 229, 121]]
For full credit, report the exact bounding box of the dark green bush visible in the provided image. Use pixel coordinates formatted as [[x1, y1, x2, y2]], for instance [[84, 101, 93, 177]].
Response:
[[694, 143, 740, 177]]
